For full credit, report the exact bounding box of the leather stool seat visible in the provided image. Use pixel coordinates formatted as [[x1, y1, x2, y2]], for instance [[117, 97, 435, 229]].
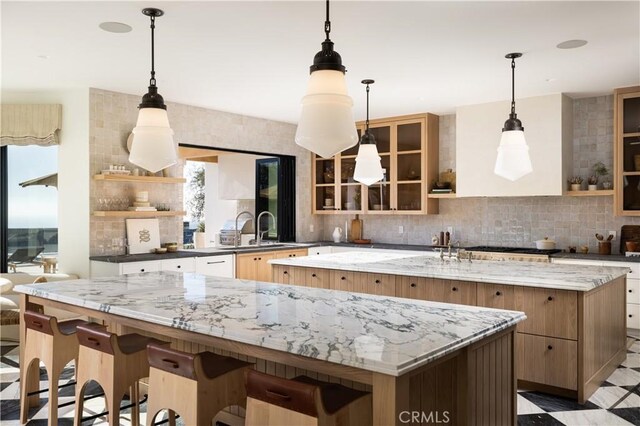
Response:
[[145, 343, 253, 426], [245, 370, 372, 426]]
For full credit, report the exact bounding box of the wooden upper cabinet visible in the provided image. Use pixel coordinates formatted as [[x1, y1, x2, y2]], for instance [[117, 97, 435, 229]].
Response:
[[613, 86, 640, 216], [311, 113, 440, 215]]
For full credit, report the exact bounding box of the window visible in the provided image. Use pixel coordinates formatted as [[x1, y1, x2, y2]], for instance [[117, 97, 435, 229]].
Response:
[[1, 145, 58, 273]]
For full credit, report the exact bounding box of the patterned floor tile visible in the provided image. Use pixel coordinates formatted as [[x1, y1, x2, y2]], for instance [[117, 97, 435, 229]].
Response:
[[519, 391, 599, 413], [622, 352, 640, 368], [589, 385, 640, 409], [517, 413, 565, 425], [518, 394, 546, 415], [605, 368, 640, 387], [610, 407, 640, 425], [550, 408, 636, 425]]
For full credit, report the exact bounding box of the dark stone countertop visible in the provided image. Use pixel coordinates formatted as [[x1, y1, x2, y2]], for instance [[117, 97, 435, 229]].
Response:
[[550, 252, 640, 263]]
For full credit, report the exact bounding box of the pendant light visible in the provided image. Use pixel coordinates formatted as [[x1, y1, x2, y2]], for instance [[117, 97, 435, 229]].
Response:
[[494, 52, 532, 181], [295, 0, 358, 159], [128, 8, 177, 173], [354, 80, 384, 186]]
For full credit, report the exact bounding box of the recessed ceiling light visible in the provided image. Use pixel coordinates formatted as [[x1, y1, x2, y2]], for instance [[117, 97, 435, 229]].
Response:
[[37, 55, 49, 60], [546, 78, 557, 82], [99, 22, 132, 33], [556, 39, 588, 49]]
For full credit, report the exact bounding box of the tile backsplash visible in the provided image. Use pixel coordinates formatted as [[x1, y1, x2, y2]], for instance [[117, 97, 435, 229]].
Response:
[[323, 95, 640, 254]]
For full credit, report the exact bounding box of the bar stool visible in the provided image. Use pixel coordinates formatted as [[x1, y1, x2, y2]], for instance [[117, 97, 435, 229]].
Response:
[[19, 310, 103, 426], [73, 324, 169, 426], [245, 370, 372, 426], [145, 342, 253, 426]]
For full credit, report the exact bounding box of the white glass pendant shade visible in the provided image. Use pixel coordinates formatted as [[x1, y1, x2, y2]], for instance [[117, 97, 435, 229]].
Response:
[[129, 108, 177, 172], [295, 70, 358, 158], [494, 130, 533, 181], [353, 144, 384, 186]]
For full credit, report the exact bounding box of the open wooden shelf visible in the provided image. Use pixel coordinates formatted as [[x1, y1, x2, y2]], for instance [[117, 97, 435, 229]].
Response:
[[623, 132, 640, 138], [93, 210, 186, 218], [93, 174, 186, 184], [428, 193, 456, 199], [622, 171, 640, 176], [563, 190, 614, 197]]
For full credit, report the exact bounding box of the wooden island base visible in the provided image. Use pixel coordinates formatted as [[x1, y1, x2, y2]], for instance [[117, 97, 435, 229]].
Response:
[[20, 294, 518, 426]]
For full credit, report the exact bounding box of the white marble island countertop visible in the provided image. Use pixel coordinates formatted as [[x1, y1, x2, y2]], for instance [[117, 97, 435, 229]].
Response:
[[269, 252, 630, 292], [15, 271, 524, 376]]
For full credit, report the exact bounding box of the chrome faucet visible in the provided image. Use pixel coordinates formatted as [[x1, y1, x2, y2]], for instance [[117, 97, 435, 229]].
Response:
[[256, 211, 277, 246], [234, 211, 255, 247]]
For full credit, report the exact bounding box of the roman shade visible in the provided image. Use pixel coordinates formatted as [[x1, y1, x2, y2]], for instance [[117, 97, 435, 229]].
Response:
[[0, 104, 62, 146]]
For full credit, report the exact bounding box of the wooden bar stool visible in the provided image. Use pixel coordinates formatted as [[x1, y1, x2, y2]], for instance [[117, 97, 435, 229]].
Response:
[[73, 324, 169, 426], [245, 370, 372, 426], [145, 342, 253, 426], [19, 310, 103, 426]]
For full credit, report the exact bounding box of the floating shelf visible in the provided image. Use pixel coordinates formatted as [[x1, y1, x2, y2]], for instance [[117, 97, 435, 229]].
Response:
[[93, 174, 186, 184], [93, 210, 186, 218], [428, 193, 456, 199], [563, 190, 614, 197]]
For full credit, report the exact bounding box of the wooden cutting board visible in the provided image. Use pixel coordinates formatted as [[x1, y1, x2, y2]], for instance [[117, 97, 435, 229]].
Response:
[[620, 225, 640, 254], [350, 215, 363, 241]]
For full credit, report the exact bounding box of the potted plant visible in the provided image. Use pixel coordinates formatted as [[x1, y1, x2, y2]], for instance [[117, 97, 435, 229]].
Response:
[[587, 176, 598, 191], [593, 162, 612, 190], [568, 176, 583, 191], [193, 221, 206, 249]]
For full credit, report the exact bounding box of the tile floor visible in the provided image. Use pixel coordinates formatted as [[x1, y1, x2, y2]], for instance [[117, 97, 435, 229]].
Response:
[[1, 339, 639, 425]]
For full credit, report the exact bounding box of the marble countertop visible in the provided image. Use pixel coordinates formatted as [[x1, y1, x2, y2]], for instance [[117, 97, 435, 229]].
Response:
[[551, 252, 640, 262], [270, 252, 629, 292], [14, 271, 524, 376]]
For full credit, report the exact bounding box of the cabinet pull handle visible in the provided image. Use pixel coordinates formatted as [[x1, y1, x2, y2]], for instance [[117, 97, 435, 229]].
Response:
[[410, 283, 417, 288], [312, 273, 317, 278], [375, 279, 381, 284], [177, 265, 181, 269], [452, 287, 458, 292], [283, 271, 288, 275], [140, 269, 145, 272], [630, 314, 634, 318], [258, 257, 262, 260], [547, 296, 554, 301], [496, 291, 502, 296], [341, 276, 346, 281], [253, 258, 257, 261], [207, 261, 225, 264], [547, 345, 553, 350]]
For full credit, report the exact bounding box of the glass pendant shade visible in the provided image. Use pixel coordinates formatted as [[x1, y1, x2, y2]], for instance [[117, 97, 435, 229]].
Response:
[[494, 130, 532, 181], [129, 107, 177, 172], [295, 70, 358, 158], [354, 143, 384, 186]]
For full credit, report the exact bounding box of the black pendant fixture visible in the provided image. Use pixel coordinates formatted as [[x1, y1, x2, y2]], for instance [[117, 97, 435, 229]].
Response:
[[353, 80, 384, 186]]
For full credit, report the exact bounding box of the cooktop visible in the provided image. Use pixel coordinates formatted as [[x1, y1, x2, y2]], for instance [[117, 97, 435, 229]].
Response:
[[465, 246, 562, 255]]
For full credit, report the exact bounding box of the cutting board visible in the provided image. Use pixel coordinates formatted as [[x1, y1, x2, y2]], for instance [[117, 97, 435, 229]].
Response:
[[620, 225, 640, 254], [350, 215, 363, 241]]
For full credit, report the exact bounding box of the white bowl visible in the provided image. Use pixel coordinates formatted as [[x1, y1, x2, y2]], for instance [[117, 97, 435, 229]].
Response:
[[535, 238, 556, 250]]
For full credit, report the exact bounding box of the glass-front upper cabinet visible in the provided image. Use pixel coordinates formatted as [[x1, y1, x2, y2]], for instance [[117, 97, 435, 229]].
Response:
[[614, 87, 640, 215]]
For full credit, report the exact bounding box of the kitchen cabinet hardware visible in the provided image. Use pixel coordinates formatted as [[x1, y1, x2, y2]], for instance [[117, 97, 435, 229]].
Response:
[[496, 291, 502, 296], [375, 279, 381, 284], [452, 287, 458, 291], [253, 258, 257, 261], [206, 261, 225, 265], [341, 276, 346, 280], [283, 271, 288, 275], [258, 257, 262, 260], [410, 283, 417, 288], [312, 273, 317, 278], [176, 265, 181, 269], [547, 345, 553, 350], [548, 296, 554, 301], [140, 269, 145, 272]]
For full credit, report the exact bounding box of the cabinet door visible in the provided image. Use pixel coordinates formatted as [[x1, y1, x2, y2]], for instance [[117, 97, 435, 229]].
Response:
[[272, 265, 292, 285], [305, 269, 331, 289], [255, 253, 276, 282], [476, 283, 515, 310], [331, 270, 358, 292], [160, 258, 196, 273], [395, 120, 425, 213], [517, 333, 578, 390], [430, 279, 476, 305], [274, 249, 309, 259], [236, 254, 257, 280], [195, 255, 234, 278], [396, 276, 430, 300], [514, 287, 578, 340], [358, 273, 396, 296], [121, 261, 161, 275]]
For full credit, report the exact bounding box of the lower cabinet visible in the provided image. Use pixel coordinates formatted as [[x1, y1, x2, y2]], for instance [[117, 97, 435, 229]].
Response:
[[331, 271, 395, 296], [195, 255, 234, 278], [160, 258, 196, 273], [293, 268, 330, 289], [236, 253, 276, 282], [517, 333, 578, 390]]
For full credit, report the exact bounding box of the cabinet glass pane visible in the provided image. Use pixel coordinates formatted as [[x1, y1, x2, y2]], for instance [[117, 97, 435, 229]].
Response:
[[623, 137, 640, 172], [397, 153, 422, 181], [370, 126, 391, 154], [342, 129, 360, 156], [367, 183, 391, 211], [380, 155, 392, 182], [316, 159, 335, 184], [397, 183, 422, 211], [315, 186, 336, 211], [623, 97, 640, 134], [341, 157, 356, 183], [397, 122, 422, 152], [341, 185, 362, 211], [623, 175, 640, 211]]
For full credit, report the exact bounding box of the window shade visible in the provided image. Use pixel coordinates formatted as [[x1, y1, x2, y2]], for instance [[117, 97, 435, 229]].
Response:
[[0, 104, 62, 146]]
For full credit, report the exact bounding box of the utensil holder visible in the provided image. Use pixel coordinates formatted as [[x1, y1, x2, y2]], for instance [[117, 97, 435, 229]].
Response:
[[598, 241, 611, 255]]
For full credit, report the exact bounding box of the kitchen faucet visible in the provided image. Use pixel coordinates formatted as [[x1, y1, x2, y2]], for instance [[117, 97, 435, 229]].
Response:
[[234, 211, 255, 247], [256, 211, 277, 246]]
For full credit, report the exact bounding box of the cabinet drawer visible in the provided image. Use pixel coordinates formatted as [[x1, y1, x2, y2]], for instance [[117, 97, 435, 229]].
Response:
[[272, 265, 292, 285], [309, 246, 332, 256], [160, 258, 196, 273], [396, 276, 430, 300], [627, 279, 640, 305], [516, 333, 577, 390], [514, 287, 578, 340], [628, 304, 640, 329], [476, 282, 516, 310], [121, 261, 160, 275], [430, 279, 476, 306], [274, 249, 309, 259], [195, 255, 234, 278]]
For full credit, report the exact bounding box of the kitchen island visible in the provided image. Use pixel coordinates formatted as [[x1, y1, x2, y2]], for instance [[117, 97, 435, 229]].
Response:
[[270, 252, 629, 404], [16, 271, 525, 425]]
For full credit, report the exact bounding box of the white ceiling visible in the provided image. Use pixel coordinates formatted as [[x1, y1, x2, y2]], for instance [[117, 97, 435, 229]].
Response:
[[2, 1, 639, 123]]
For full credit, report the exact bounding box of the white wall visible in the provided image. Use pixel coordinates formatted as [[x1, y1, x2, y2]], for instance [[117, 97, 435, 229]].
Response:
[[2, 89, 91, 277], [217, 153, 270, 200], [204, 163, 238, 245]]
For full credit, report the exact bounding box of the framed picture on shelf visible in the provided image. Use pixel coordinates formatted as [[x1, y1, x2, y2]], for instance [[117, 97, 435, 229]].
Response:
[[126, 218, 160, 254]]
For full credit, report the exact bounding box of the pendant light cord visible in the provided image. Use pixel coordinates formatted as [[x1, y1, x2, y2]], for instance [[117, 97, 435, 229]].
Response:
[[324, 0, 331, 41], [510, 57, 516, 115], [365, 83, 370, 130], [149, 15, 156, 87]]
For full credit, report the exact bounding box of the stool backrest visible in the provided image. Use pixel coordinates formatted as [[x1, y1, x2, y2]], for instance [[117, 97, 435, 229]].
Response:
[[147, 342, 198, 380], [23, 310, 56, 336], [246, 370, 319, 417], [76, 324, 116, 355]]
